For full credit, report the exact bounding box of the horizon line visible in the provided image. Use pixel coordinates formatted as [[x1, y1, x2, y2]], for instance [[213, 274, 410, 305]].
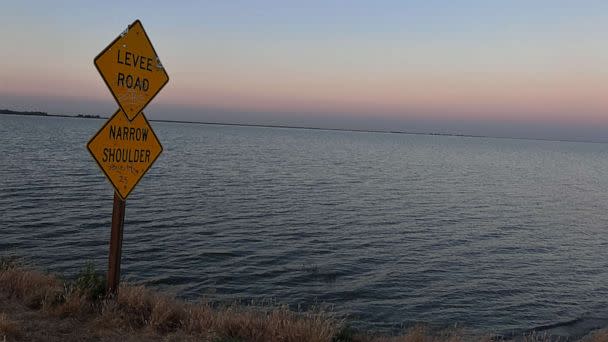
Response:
[[2, 109, 607, 145]]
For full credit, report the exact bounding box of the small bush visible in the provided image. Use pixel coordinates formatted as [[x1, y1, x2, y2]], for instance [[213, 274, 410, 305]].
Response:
[[73, 262, 106, 300]]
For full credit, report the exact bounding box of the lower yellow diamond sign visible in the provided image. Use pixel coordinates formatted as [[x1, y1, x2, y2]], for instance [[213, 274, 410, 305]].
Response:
[[87, 109, 163, 199]]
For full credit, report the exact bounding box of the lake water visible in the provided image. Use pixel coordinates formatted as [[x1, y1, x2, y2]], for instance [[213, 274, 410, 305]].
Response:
[[3, 114, 608, 337]]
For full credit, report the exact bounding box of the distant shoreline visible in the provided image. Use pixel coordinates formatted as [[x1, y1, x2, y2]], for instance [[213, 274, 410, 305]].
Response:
[[0, 109, 102, 120], [2, 108, 606, 145]]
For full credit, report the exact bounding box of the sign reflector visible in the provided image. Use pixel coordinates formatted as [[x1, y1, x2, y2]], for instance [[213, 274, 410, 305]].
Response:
[[87, 109, 163, 199], [94, 20, 169, 121]]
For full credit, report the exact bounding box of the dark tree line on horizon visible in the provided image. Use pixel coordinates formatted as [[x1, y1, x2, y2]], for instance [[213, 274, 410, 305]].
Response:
[[1, 109, 48, 116], [1, 109, 101, 119]]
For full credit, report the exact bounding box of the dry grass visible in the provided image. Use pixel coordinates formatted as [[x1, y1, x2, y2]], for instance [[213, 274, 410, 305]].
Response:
[[0, 263, 63, 311], [0, 312, 21, 339], [0, 261, 342, 341], [581, 329, 608, 342], [342, 324, 489, 342], [107, 285, 339, 341]]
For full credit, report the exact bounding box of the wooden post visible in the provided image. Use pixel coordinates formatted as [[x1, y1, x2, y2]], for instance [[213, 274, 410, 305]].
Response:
[[107, 191, 126, 295]]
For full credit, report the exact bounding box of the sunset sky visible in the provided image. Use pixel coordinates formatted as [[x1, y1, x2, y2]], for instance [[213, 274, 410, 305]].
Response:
[[1, 1, 607, 140]]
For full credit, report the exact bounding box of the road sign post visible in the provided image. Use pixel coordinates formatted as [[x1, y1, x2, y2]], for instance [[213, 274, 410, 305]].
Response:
[[88, 20, 168, 295], [107, 192, 126, 294]]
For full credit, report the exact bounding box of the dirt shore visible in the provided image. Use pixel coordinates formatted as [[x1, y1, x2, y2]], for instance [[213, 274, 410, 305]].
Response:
[[1, 261, 608, 342]]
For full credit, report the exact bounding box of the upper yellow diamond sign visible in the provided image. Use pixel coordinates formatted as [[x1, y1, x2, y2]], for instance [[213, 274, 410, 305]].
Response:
[[94, 20, 169, 121]]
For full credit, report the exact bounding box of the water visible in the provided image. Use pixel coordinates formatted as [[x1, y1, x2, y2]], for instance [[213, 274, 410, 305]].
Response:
[[3, 114, 608, 337]]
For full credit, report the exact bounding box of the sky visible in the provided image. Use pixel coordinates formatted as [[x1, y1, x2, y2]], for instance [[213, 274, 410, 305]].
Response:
[[1, 1, 607, 141]]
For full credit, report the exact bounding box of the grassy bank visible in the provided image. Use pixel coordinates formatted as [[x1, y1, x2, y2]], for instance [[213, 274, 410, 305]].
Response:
[[0, 259, 607, 342]]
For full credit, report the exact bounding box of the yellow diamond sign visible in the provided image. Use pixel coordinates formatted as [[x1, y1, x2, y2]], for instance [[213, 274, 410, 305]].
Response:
[[87, 109, 163, 199], [94, 20, 169, 121]]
